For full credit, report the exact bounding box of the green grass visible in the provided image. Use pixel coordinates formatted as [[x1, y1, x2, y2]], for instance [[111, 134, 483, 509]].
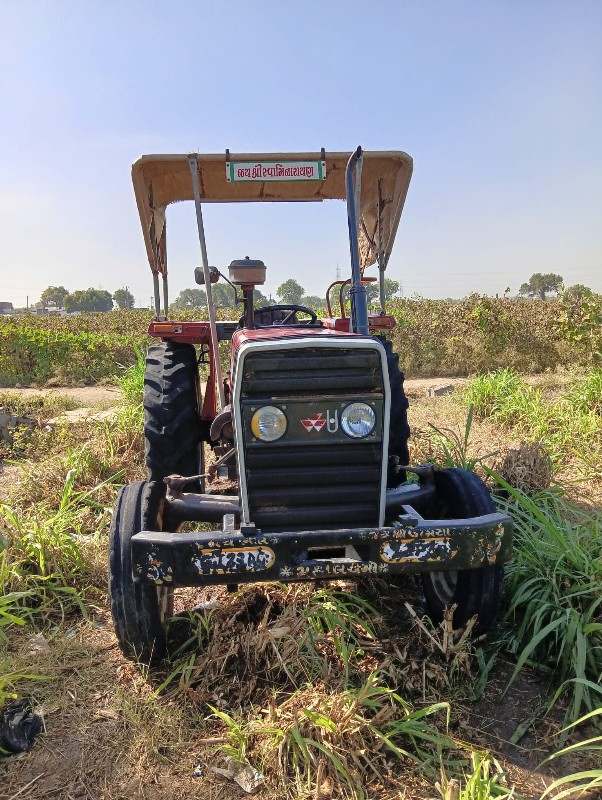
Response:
[[116, 345, 145, 406], [0, 446, 122, 627], [427, 404, 499, 470], [0, 391, 80, 419], [464, 368, 602, 476], [563, 367, 602, 415], [539, 701, 602, 799], [438, 751, 514, 800], [210, 672, 453, 800], [490, 476, 602, 723], [2, 363, 602, 798], [114, 345, 146, 433]]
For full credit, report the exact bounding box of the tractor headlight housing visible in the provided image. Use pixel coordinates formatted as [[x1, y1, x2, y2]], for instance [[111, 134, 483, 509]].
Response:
[[340, 402, 376, 439], [250, 405, 287, 442]]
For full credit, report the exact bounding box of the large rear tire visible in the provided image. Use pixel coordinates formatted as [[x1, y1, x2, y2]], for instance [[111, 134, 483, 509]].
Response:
[[421, 468, 504, 632], [144, 342, 203, 489], [109, 481, 173, 663], [377, 337, 410, 486]]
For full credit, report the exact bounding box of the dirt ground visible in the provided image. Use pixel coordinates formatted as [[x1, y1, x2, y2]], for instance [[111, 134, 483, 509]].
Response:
[[0, 379, 462, 408], [1, 587, 578, 800], [0, 385, 122, 408], [1, 379, 598, 799]]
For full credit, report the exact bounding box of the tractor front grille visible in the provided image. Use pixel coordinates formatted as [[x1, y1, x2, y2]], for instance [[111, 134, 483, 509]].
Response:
[[241, 347, 383, 398], [239, 345, 386, 532]]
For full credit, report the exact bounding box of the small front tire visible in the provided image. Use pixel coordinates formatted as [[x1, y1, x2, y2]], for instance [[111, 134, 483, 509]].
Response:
[[108, 481, 172, 663], [421, 468, 504, 633]]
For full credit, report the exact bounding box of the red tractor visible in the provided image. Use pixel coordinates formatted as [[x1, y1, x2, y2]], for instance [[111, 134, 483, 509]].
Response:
[[109, 147, 512, 663]]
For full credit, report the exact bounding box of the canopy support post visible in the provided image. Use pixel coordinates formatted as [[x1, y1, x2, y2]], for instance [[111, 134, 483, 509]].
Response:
[[376, 182, 386, 315], [187, 155, 226, 411], [162, 274, 169, 318], [345, 146, 368, 336], [378, 260, 386, 315], [151, 273, 161, 318]]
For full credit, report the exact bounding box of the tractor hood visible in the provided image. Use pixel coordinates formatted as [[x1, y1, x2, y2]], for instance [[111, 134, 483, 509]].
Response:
[[132, 150, 413, 276]]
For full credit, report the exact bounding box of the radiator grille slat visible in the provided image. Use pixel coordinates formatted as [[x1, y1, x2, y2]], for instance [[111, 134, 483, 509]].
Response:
[[242, 348, 383, 398], [241, 346, 384, 532]]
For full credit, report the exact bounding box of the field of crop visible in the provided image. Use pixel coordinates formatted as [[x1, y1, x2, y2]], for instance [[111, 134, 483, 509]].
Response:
[[1, 333, 601, 799], [1, 292, 601, 385]]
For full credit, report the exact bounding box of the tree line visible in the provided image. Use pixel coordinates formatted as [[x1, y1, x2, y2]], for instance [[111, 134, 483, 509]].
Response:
[[38, 286, 135, 312], [35, 273, 595, 314], [518, 273, 593, 300], [171, 277, 401, 311]]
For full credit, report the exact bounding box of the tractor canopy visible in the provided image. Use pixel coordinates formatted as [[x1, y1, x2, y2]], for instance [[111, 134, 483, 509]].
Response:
[[132, 150, 413, 276]]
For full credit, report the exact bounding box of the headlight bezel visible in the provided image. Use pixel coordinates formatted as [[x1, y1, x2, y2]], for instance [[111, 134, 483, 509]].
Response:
[[340, 401, 377, 439], [250, 404, 288, 442]]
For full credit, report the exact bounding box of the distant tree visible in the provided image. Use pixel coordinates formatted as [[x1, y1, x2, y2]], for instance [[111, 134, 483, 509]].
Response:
[[253, 288, 268, 307], [211, 283, 236, 308], [40, 285, 69, 308], [341, 277, 400, 309], [300, 294, 325, 309], [277, 279, 304, 305], [564, 283, 593, 300], [113, 288, 135, 309], [365, 277, 400, 305], [64, 288, 113, 312], [171, 288, 206, 311], [519, 273, 564, 300]]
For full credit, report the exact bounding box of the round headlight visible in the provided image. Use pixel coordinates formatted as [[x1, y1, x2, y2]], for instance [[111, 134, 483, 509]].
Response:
[[251, 405, 287, 442], [341, 402, 376, 439]]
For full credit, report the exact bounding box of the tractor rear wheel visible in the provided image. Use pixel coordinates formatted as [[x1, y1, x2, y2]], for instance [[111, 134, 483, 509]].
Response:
[[144, 342, 203, 489], [109, 480, 172, 663], [377, 337, 410, 486], [421, 468, 504, 633]]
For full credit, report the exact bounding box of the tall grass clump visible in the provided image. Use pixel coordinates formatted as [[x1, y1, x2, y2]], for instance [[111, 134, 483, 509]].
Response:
[[539, 692, 602, 799], [437, 751, 514, 800], [463, 369, 546, 433], [427, 405, 499, 470], [464, 369, 602, 476], [115, 346, 145, 431], [117, 346, 145, 407], [563, 367, 602, 415], [491, 476, 602, 723], [0, 449, 121, 626], [210, 674, 453, 799]]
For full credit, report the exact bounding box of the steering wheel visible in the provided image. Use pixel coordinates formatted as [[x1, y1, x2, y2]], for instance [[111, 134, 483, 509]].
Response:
[[240, 304, 319, 328]]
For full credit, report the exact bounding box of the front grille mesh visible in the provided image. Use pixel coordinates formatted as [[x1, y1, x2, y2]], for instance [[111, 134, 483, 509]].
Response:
[[241, 346, 384, 532], [241, 348, 383, 398]]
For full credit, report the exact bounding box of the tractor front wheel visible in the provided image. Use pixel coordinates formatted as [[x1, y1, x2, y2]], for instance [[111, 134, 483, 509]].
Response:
[[421, 468, 504, 633], [109, 480, 172, 663]]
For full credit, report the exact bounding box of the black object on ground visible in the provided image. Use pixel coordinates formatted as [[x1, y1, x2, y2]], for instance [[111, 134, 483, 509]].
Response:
[[0, 699, 43, 754]]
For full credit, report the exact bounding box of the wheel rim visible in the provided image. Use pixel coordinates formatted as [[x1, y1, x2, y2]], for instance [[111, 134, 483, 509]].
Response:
[[428, 496, 457, 604], [428, 571, 458, 604]]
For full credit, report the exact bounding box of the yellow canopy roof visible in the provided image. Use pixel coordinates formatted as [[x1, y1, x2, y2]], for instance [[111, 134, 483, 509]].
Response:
[[132, 150, 413, 275]]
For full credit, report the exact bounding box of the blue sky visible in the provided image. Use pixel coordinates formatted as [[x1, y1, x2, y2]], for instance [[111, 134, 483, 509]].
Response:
[[1, 0, 600, 308]]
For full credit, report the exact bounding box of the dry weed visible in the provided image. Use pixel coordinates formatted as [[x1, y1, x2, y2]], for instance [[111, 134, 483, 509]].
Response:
[[496, 442, 552, 493]]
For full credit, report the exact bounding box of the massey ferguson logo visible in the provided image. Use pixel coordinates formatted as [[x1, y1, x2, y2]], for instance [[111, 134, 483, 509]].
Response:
[[301, 411, 338, 433]]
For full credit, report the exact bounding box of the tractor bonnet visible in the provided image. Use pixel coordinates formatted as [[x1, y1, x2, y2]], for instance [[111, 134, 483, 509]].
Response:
[[132, 150, 413, 276]]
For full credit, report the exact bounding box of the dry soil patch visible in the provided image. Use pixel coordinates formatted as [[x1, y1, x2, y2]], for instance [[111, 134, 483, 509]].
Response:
[[0, 385, 122, 409]]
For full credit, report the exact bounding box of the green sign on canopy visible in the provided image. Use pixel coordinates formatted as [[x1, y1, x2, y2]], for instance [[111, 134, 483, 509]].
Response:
[[226, 160, 326, 182]]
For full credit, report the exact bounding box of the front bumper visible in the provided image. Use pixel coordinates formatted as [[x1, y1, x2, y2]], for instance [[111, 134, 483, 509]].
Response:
[[131, 512, 512, 586]]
